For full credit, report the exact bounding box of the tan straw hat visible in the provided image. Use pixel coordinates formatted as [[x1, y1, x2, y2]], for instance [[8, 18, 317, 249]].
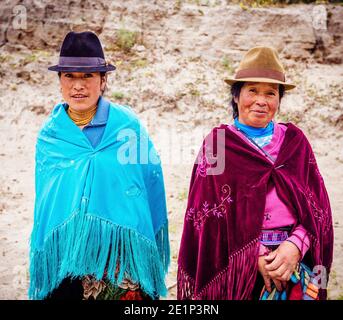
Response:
[[224, 46, 296, 90]]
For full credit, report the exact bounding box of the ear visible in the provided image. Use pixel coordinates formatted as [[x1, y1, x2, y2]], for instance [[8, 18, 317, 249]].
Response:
[[100, 76, 107, 91], [233, 95, 239, 104]]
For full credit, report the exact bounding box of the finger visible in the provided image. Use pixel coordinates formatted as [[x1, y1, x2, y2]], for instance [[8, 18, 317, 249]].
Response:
[[273, 279, 283, 292], [275, 268, 293, 282], [265, 255, 283, 271], [263, 275, 272, 293], [280, 270, 292, 282], [268, 264, 287, 279], [264, 250, 277, 262]]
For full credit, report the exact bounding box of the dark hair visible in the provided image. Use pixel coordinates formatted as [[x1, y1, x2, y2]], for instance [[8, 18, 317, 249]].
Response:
[[230, 82, 285, 119]]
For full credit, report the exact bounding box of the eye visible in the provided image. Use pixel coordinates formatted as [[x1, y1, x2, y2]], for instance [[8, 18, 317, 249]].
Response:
[[84, 73, 94, 78], [64, 73, 73, 78], [267, 91, 276, 96], [249, 88, 256, 93]]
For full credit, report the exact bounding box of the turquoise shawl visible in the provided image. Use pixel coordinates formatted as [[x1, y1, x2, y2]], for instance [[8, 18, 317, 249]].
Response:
[[29, 100, 170, 299]]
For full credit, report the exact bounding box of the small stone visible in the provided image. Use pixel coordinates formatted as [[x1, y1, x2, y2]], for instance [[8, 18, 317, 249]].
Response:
[[134, 45, 146, 52]]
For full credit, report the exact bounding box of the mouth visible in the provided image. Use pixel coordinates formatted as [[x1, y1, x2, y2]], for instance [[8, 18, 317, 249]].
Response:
[[251, 110, 268, 115], [71, 94, 88, 99]]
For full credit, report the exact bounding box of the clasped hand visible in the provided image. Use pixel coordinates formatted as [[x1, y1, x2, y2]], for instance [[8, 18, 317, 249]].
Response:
[[258, 241, 301, 292]]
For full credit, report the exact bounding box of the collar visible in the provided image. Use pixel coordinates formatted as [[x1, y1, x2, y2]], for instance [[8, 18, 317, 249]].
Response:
[[63, 96, 109, 127], [233, 117, 274, 138], [87, 96, 109, 127]]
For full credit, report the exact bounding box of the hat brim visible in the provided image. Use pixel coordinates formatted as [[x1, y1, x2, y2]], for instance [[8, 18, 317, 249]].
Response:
[[48, 64, 116, 73], [224, 77, 296, 90]]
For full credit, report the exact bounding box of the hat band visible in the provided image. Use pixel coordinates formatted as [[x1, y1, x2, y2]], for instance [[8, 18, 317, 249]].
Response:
[[235, 68, 285, 82], [58, 56, 106, 67]]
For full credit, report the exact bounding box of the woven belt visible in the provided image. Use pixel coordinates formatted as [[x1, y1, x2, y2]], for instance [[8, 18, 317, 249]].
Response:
[[260, 229, 289, 246]]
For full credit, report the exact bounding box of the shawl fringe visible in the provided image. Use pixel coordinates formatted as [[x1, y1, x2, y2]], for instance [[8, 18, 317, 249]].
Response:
[[178, 238, 260, 300], [177, 266, 195, 300], [155, 220, 170, 273], [29, 198, 168, 300]]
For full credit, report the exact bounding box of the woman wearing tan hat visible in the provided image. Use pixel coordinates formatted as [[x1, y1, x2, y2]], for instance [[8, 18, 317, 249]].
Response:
[[29, 31, 170, 300], [178, 47, 333, 300]]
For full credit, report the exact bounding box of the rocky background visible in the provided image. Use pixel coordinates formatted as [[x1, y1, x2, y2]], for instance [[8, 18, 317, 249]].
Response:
[[0, 0, 342, 299]]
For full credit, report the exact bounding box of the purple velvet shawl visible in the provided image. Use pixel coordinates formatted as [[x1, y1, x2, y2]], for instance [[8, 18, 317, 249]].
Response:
[[177, 123, 333, 300]]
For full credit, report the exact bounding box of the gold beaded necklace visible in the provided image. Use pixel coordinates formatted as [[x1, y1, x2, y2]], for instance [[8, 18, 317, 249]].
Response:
[[67, 105, 97, 126]]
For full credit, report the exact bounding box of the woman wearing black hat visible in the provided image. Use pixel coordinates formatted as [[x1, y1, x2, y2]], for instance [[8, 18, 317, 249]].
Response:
[[29, 31, 170, 300]]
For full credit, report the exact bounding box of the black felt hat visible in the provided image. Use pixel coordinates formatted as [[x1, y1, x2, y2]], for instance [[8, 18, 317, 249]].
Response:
[[48, 31, 116, 72]]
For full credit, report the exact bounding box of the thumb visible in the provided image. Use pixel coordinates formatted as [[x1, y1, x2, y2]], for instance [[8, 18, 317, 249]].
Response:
[[264, 250, 277, 262]]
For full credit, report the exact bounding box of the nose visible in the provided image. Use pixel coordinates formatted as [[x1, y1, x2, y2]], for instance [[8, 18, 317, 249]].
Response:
[[255, 94, 267, 106], [72, 78, 86, 91]]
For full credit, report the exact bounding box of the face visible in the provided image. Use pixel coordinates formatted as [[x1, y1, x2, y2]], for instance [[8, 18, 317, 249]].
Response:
[[60, 72, 106, 111], [234, 82, 280, 128]]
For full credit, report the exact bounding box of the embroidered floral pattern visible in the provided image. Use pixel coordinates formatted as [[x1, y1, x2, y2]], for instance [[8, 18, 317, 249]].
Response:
[[308, 156, 317, 165], [81, 262, 149, 300], [81, 274, 149, 300], [309, 155, 324, 182], [307, 156, 331, 233], [305, 189, 331, 234], [196, 153, 211, 178], [186, 184, 233, 229], [195, 143, 217, 178], [82, 275, 107, 300]]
